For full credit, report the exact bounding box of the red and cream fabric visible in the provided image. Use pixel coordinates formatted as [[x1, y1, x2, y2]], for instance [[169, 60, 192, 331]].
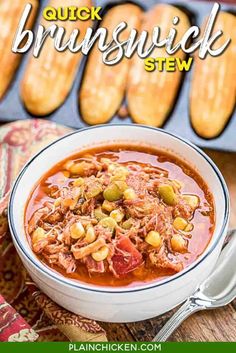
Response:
[[0, 119, 107, 342], [0, 294, 38, 342]]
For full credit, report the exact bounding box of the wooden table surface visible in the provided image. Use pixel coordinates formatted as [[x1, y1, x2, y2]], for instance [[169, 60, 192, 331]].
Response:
[[102, 150, 236, 342]]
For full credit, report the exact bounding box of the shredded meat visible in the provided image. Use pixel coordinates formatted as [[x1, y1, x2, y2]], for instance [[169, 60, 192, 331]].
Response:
[[81, 199, 96, 215], [149, 246, 183, 273], [173, 200, 193, 219], [83, 256, 105, 274], [71, 238, 106, 260], [32, 238, 49, 253], [58, 253, 76, 274], [28, 206, 50, 233]]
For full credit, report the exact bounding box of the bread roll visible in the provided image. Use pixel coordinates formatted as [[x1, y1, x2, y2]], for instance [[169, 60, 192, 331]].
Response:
[[0, 0, 38, 100], [21, 0, 92, 116], [80, 3, 142, 124], [190, 12, 236, 138], [127, 4, 190, 127]]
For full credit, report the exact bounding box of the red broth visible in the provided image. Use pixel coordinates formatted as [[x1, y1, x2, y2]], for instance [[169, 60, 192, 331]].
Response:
[[25, 145, 215, 287]]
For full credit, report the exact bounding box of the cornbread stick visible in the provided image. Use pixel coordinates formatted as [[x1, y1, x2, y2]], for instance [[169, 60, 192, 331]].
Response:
[[190, 12, 236, 138], [21, 0, 92, 116], [0, 0, 38, 100], [80, 4, 142, 125], [127, 4, 190, 127]]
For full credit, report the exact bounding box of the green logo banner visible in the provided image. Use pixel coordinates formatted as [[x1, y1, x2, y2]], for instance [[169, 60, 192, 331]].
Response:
[[0, 342, 235, 353]]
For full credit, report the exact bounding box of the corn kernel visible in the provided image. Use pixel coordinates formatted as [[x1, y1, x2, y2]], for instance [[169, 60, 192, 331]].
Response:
[[92, 246, 109, 261], [69, 162, 86, 175], [62, 198, 77, 209], [32, 227, 47, 243], [108, 163, 118, 173], [114, 181, 128, 192], [145, 231, 162, 248], [54, 197, 61, 207], [123, 188, 137, 200], [73, 177, 84, 187], [65, 161, 92, 176], [63, 170, 70, 177], [171, 234, 186, 253], [70, 222, 85, 239], [73, 187, 82, 198], [173, 217, 188, 231], [100, 158, 111, 164], [83, 153, 93, 159], [116, 166, 129, 175], [184, 223, 194, 232], [64, 160, 74, 171], [111, 174, 126, 182], [99, 217, 117, 231], [102, 200, 115, 213], [183, 195, 199, 209], [85, 226, 96, 243], [85, 183, 103, 199], [110, 167, 129, 181], [110, 209, 124, 223]]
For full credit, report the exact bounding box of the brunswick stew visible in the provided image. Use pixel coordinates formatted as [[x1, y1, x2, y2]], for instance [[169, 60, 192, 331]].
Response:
[[25, 145, 215, 287]]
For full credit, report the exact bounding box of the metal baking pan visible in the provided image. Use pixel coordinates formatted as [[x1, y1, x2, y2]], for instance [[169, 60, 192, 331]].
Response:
[[0, 0, 235, 151]]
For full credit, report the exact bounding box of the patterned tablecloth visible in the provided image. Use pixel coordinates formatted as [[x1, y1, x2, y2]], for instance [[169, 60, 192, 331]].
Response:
[[0, 119, 107, 342]]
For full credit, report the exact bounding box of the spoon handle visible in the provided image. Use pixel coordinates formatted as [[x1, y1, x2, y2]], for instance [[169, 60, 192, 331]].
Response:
[[152, 298, 204, 342]]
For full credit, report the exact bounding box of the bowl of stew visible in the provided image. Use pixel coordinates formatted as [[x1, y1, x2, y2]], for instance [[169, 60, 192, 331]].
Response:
[[9, 125, 229, 322]]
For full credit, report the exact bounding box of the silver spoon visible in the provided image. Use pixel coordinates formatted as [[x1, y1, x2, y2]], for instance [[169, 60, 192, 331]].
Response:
[[153, 229, 236, 342]]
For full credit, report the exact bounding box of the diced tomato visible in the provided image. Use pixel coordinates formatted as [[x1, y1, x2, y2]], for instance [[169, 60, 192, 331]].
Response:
[[111, 236, 143, 276]]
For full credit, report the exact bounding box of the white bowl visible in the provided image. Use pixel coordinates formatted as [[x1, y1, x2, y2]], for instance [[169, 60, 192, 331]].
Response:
[[8, 125, 229, 323]]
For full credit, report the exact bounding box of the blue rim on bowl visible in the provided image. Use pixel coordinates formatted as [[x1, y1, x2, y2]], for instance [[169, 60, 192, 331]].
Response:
[[8, 124, 230, 294]]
